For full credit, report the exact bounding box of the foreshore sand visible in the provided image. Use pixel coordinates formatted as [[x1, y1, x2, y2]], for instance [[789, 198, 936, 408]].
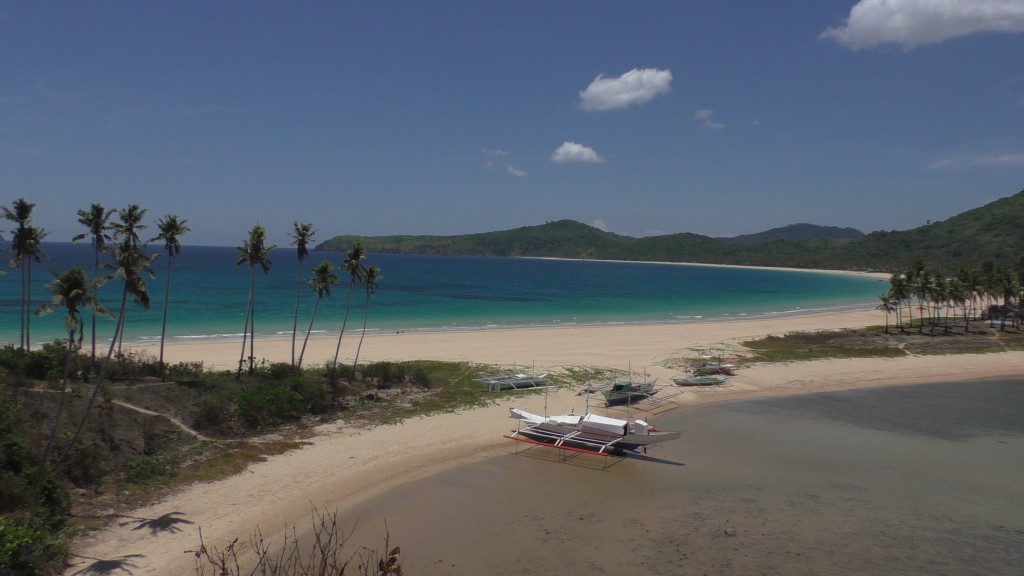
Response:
[[67, 308, 1024, 575]]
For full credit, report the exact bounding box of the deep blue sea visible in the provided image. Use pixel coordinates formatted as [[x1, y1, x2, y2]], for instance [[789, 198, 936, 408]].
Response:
[[0, 242, 884, 347]]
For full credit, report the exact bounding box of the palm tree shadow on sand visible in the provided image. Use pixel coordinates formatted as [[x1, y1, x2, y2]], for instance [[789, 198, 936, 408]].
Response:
[[70, 554, 144, 575], [68, 513, 194, 574], [120, 511, 194, 535]]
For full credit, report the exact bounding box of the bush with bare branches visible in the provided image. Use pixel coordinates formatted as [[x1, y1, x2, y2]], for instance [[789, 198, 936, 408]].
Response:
[[189, 507, 402, 576]]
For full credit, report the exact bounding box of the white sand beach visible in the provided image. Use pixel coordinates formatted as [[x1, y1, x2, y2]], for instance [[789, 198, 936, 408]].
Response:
[[66, 308, 1024, 575]]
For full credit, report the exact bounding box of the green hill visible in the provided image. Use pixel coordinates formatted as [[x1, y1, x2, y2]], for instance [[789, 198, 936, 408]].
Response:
[[318, 219, 632, 259], [719, 223, 864, 244], [317, 188, 1024, 273]]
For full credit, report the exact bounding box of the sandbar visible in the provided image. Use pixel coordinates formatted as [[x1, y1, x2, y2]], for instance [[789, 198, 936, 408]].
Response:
[[66, 308, 1024, 575]]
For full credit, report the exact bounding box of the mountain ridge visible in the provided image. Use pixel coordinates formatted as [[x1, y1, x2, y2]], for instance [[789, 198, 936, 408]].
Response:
[[317, 189, 1024, 273]]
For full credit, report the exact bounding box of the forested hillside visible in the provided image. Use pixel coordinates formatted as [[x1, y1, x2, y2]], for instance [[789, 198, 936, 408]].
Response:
[[317, 189, 1024, 273]]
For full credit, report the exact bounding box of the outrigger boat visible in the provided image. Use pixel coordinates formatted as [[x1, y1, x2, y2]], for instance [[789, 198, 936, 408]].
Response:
[[506, 407, 680, 455], [476, 371, 549, 391], [671, 373, 729, 386], [602, 378, 657, 406]]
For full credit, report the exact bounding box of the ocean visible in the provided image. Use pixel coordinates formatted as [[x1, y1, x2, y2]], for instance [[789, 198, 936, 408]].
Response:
[[0, 242, 884, 347]]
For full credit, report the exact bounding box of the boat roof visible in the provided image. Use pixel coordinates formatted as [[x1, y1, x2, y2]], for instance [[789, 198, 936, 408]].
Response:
[[583, 412, 627, 426]]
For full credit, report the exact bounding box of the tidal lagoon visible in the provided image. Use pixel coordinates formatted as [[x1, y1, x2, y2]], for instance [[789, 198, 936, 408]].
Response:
[[338, 379, 1024, 575]]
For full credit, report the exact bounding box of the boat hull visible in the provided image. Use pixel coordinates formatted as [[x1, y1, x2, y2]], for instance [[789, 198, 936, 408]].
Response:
[[508, 408, 680, 453], [672, 375, 728, 386]]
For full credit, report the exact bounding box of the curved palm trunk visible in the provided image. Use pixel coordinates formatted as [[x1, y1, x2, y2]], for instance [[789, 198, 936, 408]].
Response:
[[249, 276, 256, 375], [19, 260, 27, 349], [297, 295, 322, 371], [159, 257, 173, 379], [351, 296, 371, 382], [237, 268, 254, 380], [292, 260, 301, 367], [331, 282, 356, 382], [90, 248, 100, 360], [51, 284, 128, 473], [116, 306, 128, 359], [26, 259, 32, 351], [37, 331, 76, 482]]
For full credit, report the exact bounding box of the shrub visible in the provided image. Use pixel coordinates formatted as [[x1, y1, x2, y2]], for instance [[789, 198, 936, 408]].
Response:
[[189, 507, 403, 576], [29, 473, 71, 531], [291, 379, 328, 414], [168, 360, 205, 381], [412, 367, 432, 388], [266, 362, 294, 381], [57, 434, 106, 488], [0, 515, 49, 576], [126, 454, 177, 486], [0, 342, 66, 382], [229, 384, 304, 431], [362, 362, 407, 389]]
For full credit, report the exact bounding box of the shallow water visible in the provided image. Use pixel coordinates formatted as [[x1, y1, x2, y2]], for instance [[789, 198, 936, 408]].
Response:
[[335, 379, 1024, 575]]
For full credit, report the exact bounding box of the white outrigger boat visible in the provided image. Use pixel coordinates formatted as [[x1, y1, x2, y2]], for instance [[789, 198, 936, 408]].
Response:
[[505, 407, 680, 455], [671, 373, 729, 386], [476, 372, 549, 391]]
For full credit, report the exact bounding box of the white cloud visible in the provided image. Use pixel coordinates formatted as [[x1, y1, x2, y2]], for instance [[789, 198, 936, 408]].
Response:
[[821, 0, 1024, 51], [694, 108, 726, 129], [578, 68, 672, 111], [592, 219, 609, 232], [481, 148, 525, 176], [551, 141, 605, 164], [927, 151, 1024, 170]]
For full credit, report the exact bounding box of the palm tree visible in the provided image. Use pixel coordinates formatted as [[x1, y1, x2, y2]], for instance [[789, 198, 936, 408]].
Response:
[[912, 269, 932, 333], [110, 205, 148, 354], [235, 224, 274, 378], [289, 222, 316, 368], [51, 237, 155, 473], [929, 275, 947, 332], [4, 198, 48, 350], [876, 293, 896, 334], [297, 260, 339, 371], [995, 265, 1016, 331], [331, 243, 366, 384], [151, 215, 190, 378], [957, 266, 980, 332], [946, 277, 967, 333], [351, 264, 381, 382], [887, 273, 908, 331], [111, 204, 147, 247], [35, 267, 109, 477], [72, 203, 115, 360]]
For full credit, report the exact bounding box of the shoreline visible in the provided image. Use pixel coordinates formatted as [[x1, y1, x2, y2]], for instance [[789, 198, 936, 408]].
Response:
[[527, 254, 892, 280], [4, 251, 887, 347], [129, 306, 886, 371], [65, 309, 1024, 576]]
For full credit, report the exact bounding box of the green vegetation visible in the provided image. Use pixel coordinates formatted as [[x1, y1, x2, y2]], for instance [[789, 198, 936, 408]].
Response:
[[878, 259, 1024, 335], [318, 188, 1024, 273], [0, 342, 555, 575], [4, 189, 1023, 574], [743, 326, 1024, 362]]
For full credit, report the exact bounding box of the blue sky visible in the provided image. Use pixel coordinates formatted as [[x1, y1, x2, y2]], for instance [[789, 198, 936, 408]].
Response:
[[2, 1, 1023, 246]]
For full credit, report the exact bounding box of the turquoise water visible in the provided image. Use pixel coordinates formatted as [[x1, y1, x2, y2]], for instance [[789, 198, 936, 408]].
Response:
[[0, 243, 884, 346]]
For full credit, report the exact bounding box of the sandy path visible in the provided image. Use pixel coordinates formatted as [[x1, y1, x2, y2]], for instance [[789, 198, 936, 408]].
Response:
[[66, 309, 1024, 575]]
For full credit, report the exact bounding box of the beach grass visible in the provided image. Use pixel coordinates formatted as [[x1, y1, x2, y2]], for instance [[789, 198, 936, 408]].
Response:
[[743, 325, 1024, 362]]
